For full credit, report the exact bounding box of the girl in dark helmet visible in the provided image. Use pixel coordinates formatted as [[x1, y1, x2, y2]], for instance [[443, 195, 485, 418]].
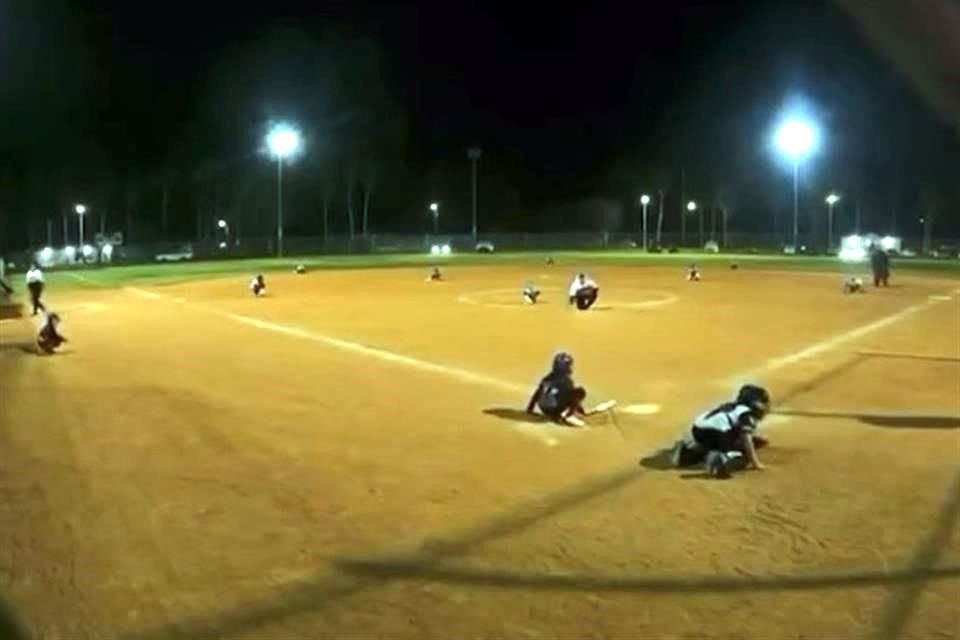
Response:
[[671, 384, 770, 478], [36, 311, 68, 354], [526, 352, 588, 427]]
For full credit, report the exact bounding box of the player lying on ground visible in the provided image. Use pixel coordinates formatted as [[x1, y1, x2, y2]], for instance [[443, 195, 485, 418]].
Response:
[[36, 311, 67, 354], [670, 384, 770, 478], [526, 352, 589, 427], [250, 274, 267, 296], [522, 281, 541, 304], [843, 276, 866, 294], [687, 264, 701, 281], [427, 266, 442, 282], [568, 273, 599, 310]]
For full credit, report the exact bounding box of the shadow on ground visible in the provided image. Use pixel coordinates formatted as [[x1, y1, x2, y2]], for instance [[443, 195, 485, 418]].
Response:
[[778, 410, 960, 430], [483, 408, 548, 424]]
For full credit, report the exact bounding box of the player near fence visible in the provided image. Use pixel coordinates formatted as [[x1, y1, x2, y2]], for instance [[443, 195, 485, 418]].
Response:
[[36, 311, 67, 354], [568, 273, 599, 310], [526, 352, 589, 427], [670, 385, 770, 478], [25, 263, 46, 316], [250, 274, 266, 297]]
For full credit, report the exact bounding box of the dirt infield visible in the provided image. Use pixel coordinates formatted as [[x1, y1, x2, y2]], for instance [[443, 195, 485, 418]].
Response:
[[0, 264, 958, 639]]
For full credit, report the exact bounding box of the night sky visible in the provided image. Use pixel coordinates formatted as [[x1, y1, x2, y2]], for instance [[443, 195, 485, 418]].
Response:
[[1, 0, 958, 249]]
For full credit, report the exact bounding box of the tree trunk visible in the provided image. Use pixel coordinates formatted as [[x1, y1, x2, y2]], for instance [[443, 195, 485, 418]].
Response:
[[656, 190, 665, 247], [346, 172, 356, 241], [322, 193, 330, 241], [721, 208, 728, 248], [362, 183, 371, 237], [161, 185, 169, 238]]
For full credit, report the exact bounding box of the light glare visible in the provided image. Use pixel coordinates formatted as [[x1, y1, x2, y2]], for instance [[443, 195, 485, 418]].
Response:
[[774, 119, 817, 159], [40, 247, 53, 260], [266, 124, 301, 159], [640, 195, 651, 205], [74, 204, 87, 215], [441, 244, 451, 255], [826, 193, 840, 205]]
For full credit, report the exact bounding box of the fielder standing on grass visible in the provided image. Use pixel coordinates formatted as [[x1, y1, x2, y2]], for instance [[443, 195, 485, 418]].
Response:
[[25, 263, 46, 316]]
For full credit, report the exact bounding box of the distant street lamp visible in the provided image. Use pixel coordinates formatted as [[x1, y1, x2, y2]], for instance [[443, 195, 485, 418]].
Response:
[[266, 123, 302, 257], [774, 117, 819, 248], [429, 202, 440, 235], [639, 194, 651, 250], [217, 219, 228, 230], [825, 193, 840, 251], [75, 204, 87, 259]]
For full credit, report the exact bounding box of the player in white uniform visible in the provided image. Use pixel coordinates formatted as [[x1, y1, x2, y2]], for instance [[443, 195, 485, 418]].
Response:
[[670, 385, 770, 478], [250, 274, 266, 296], [25, 263, 46, 316], [522, 281, 540, 304], [568, 273, 599, 310], [843, 276, 865, 294], [687, 264, 701, 281]]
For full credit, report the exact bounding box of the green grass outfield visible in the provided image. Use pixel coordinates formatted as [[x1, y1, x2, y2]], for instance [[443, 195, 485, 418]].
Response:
[[16, 251, 960, 291]]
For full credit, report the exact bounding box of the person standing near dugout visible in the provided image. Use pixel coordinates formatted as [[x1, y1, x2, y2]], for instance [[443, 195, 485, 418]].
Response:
[[25, 263, 46, 316]]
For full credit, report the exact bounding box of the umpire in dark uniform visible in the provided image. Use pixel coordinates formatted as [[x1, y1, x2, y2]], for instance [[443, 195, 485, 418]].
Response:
[[870, 246, 891, 287]]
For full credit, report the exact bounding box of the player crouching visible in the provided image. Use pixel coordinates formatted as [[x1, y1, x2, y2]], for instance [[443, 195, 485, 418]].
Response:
[[36, 311, 67, 354], [670, 385, 770, 478], [522, 281, 541, 304], [526, 352, 589, 427], [426, 267, 443, 282], [568, 273, 599, 310], [687, 264, 701, 281], [250, 274, 267, 297], [843, 276, 865, 294]]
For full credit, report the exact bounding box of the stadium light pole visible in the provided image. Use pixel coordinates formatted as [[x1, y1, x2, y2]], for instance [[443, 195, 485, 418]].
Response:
[[774, 118, 818, 249], [825, 193, 840, 252], [429, 202, 439, 235], [74, 204, 87, 253], [468, 147, 482, 242], [266, 124, 302, 257], [640, 194, 651, 250]]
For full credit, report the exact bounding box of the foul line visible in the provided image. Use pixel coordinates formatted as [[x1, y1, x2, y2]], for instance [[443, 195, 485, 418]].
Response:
[[732, 297, 952, 382]]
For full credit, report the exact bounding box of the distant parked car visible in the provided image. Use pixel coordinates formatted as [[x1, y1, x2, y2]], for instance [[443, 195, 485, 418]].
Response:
[[155, 245, 194, 262], [476, 241, 495, 253]]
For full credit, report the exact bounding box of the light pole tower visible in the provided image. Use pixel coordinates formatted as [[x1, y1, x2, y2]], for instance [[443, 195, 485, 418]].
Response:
[[266, 123, 302, 257], [639, 194, 651, 250], [825, 193, 840, 252], [468, 147, 482, 241]]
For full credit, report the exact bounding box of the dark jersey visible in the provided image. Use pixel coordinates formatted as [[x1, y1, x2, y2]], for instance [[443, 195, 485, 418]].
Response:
[[527, 371, 576, 414]]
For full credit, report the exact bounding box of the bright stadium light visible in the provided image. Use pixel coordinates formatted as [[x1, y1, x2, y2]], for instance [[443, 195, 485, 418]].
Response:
[[430, 244, 441, 256], [265, 123, 303, 258], [839, 234, 867, 263], [81, 244, 95, 258], [40, 247, 53, 261], [773, 115, 820, 249], [101, 243, 113, 259], [218, 219, 228, 229], [441, 244, 451, 255], [64, 245, 76, 260], [687, 201, 697, 212], [640, 194, 651, 206]]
